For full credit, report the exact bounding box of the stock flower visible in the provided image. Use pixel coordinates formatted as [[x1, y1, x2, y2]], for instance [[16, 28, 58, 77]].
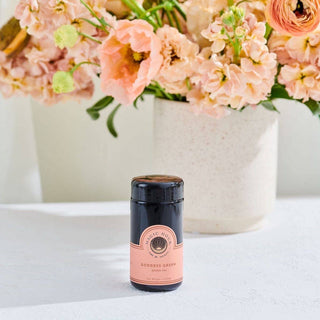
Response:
[[99, 20, 163, 106], [268, 32, 293, 64], [155, 26, 199, 95], [269, 29, 320, 66], [0, 36, 94, 105], [187, 85, 231, 118], [188, 11, 277, 115], [265, 0, 320, 36], [278, 63, 320, 101], [237, 0, 267, 22], [54, 25, 79, 49], [15, 0, 114, 39], [287, 34, 320, 64]]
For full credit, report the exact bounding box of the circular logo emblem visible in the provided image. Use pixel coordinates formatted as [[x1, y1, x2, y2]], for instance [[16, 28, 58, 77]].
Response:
[[150, 236, 168, 255]]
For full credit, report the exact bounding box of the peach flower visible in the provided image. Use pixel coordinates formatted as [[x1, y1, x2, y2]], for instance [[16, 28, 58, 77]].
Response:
[[187, 85, 231, 118], [269, 28, 320, 66], [238, 0, 267, 22], [286, 32, 320, 65], [155, 26, 199, 95], [15, 0, 114, 39], [188, 11, 277, 115], [278, 63, 320, 101], [268, 32, 293, 65], [265, 0, 320, 36], [99, 20, 163, 106]]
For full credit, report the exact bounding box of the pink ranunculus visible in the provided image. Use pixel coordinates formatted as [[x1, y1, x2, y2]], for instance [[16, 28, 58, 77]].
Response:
[[99, 20, 163, 106], [266, 0, 320, 37]]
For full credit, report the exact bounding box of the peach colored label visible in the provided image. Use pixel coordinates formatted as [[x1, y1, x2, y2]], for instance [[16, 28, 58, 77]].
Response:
[[130, 225, 183, 286]]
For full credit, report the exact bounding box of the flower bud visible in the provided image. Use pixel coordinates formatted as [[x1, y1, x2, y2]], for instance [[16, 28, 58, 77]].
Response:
[[232, 6, 245, 21], [235, 26, 246, 38], [54, 25, 78, 49], [222, 12, 235, 26], [52, 71, 75, 94], [163, 1, 174, 11]]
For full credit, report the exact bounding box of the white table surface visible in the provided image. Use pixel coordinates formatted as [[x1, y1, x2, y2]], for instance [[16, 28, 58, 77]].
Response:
[[0, 199, 319, 320]]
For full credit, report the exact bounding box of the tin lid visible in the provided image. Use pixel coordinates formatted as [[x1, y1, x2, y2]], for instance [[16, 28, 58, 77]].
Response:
[[131, 175, 184, 203]]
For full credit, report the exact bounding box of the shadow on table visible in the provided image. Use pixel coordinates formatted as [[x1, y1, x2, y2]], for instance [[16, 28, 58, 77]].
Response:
[[0, 209, 152, 308]]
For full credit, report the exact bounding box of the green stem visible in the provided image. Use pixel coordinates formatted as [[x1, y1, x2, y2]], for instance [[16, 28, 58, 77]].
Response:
[[154, 11, 163, 27], [121, 0, 158, 29], [185, 77, 191, 91], [165, 10, 175, 27], [70, 61, 100, 74], [171, 0, 186, 20], [172, 10, 182, 32], [236, 0, 251, 6], [145, 4, 167, 14], [153, 82, 174, 100], [80, 0, 109, 31], [78, 32, 102, 44], [79, 18, 106, 32], [265, 23, 273, 41], [233, 38, 241, 64]]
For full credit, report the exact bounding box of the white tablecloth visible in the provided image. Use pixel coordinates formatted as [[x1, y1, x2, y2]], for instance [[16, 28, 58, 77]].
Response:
[[0, 199, 319, 319]]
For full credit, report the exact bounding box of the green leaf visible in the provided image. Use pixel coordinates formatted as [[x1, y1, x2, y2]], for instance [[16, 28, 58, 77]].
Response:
[[133, 94, 144, 109], [264, 23, 273, 40], [304, 99, 320, 116], [270, 84, 292, 100], [86, 96, 114, 120], [87, 110, 100, 120], [260, 100, 279, 113], [107, 104, 121, 138]]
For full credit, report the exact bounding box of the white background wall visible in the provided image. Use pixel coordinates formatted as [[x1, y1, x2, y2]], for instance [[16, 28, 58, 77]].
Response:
[[276, 100, 320, 196]]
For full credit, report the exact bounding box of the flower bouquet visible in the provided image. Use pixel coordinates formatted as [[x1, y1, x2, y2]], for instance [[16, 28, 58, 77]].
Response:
[[1, 0, 320, 138]]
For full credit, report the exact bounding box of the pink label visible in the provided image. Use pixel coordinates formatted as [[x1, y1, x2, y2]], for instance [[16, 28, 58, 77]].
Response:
[[130, 225, 183, 286]]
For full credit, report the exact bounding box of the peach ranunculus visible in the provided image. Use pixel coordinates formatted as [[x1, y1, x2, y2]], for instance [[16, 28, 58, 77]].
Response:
[[99, 20, 163, 106], [155, 26, 199, 95], [265, 0, 320, 36]]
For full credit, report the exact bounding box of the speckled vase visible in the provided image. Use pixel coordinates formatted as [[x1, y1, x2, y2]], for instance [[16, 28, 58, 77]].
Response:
[[153, 98, 279, 234]]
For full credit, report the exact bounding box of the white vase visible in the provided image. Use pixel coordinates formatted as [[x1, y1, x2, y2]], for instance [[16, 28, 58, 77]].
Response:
[[153, 98, 279, 234]]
